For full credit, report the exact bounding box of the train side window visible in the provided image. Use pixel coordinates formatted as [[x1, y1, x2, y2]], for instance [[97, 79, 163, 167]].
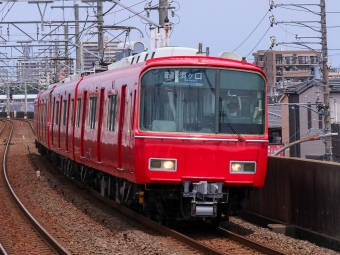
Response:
[[62, 99, 67, 126], [76, 98, 82, 128], [69, 99, 74, 126], [89, 96, 97, 129], [107, 95, 117, 131], [55, 101, 60, 125], [127, 93, 132, 131]]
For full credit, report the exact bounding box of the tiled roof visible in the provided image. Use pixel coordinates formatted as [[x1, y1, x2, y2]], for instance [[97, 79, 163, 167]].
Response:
[[284, 78, 340, 95]]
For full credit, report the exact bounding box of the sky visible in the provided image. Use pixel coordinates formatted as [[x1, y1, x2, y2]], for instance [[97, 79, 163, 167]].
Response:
[[0, 0, 339, 68]]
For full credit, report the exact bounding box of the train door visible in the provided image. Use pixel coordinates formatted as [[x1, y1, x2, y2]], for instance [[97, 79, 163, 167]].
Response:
[[125, 88, 136, 173], [68, 98, 74, 153], [97, 88, 105, 163], [51, 97, 55, 147], [117, 85, 126, 171], [65, 94, 71, 152], [58, 96, 62, 149], [80, 91, 87, 158], [44, 103, 48, 144], [38, 100, 42, 141]]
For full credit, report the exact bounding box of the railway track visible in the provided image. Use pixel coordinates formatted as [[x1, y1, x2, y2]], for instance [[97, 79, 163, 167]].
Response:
[[2, 120, 335, 254], [2, 119, 286, 255], [0, 120, 70, 255], [85, 182, 286, 255]]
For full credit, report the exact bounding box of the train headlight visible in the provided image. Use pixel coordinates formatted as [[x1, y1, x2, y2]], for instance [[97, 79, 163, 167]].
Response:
[[149, 158, 177, 171], [231, 163, 242, 172], [163, 160, 174, 169], [230, 162, 256, 173]]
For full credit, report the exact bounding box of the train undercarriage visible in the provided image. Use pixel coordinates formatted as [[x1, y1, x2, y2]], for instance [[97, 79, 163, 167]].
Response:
[[37, 143, 249, 226]]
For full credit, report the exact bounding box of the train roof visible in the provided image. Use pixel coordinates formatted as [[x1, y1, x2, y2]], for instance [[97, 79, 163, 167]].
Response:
[[0, 94, 37, 100], [107, 47, 248, 71]]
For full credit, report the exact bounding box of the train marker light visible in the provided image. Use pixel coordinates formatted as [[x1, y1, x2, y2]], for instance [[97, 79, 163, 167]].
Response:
[[244, 163, 255, 172], [150, 160, 162, 169]]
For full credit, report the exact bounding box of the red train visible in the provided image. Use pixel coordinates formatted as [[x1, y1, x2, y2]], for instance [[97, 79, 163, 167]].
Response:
[[34, 47, 268, 225]]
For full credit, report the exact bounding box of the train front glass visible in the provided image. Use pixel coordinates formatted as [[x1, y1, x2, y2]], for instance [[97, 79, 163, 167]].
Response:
[[140, 68, 266, 135]]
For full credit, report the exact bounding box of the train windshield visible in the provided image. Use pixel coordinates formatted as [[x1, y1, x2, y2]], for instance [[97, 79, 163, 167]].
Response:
[[140, 68, 266, 135]]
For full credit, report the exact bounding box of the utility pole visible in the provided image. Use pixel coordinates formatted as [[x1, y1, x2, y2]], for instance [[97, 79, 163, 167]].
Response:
[[97, 1, 104, 63], [75, 4, 81, 73], [158, 0, 168, 27], [269, 0, 334, 160], [64, 24, 69, 77], [320, 0, 332, 161]]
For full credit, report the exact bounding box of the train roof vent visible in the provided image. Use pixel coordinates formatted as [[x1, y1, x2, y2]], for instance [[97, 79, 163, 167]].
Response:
[[218, 51, 243, 61]]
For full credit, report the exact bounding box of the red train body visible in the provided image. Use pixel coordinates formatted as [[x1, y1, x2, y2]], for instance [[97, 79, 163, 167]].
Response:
[[34, 51, 268, 224]]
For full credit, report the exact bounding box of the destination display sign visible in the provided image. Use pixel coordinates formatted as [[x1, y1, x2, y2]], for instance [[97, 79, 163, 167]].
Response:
[[163, 70, 203, 84]]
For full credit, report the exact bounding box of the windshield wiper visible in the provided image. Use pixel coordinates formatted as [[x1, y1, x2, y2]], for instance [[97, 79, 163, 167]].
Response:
[[223, 116, 244, 142]]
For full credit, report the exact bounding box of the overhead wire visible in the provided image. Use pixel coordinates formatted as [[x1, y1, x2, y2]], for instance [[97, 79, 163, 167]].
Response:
[[233, 10, 270, 52], [1, 1, 15, 22], [246, 26, 271, 58]]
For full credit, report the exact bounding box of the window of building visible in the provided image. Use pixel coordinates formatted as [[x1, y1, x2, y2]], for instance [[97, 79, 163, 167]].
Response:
[[76, 98, 82, 128], [319, 114, 322, 129], [308, 102, 312, 129], [89, 97, 97, 129], [276, 56, 283, 65], [298, 56, 308, 64], [310, 56, 318, 64], [107, 95, 117, 131], [287, 56, 298, 64]]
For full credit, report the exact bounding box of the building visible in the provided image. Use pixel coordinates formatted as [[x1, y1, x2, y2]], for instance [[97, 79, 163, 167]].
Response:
[[252, 49, 321, 100], [279, 78, 340, 159], [16, 60, 53, 87], [80, 37, 146, 71]]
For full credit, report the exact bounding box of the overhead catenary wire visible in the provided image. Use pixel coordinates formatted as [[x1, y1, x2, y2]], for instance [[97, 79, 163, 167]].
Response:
[[246, 26, 271, 58], [233, 10, 270, 52]]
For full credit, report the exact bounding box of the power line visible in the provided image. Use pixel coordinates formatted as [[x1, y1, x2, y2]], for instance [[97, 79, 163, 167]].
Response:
[[246, 26, 271, 58], [233, 10, 270, 52]]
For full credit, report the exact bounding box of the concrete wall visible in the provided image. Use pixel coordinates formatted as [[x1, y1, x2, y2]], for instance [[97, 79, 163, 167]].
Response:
[[245, 156, 340, 237]]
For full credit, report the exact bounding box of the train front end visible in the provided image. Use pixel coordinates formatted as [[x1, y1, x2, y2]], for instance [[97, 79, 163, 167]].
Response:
[[134, 57, 268, 222]]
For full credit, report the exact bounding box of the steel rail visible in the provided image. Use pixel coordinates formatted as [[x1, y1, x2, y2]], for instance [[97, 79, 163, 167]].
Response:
[[2, 120, 71, 255], [84, 182, 286, 255], [0, 244, 8, 255], [88, 187, 224, 255], [216, 228, 287, 255]]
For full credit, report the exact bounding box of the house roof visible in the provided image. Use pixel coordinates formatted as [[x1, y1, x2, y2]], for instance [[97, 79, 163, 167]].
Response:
[[284, 78, 340, 95]]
